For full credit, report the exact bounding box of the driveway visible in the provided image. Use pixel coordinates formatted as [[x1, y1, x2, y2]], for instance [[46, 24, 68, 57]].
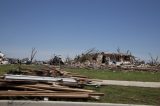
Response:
[[92, 80, 160, 88]]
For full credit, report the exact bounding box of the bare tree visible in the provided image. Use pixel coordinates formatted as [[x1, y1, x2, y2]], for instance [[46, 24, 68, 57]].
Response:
[[126, 50, 130, 55], [84, 48, 99, 55], [78, 48, 99, 62], [117, 47, 121, 53], [65, 56, 72, 65], [30, 48, 37, 63], [117, 48, 132, 55], [149, 53, 159, 66]]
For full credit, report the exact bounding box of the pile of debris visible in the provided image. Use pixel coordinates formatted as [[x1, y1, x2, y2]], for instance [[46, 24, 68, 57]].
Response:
[[66, 48, 160, 72], [0, 66, 103, 100], [118, 64, 160, 72], [0, 51, 8, 64]]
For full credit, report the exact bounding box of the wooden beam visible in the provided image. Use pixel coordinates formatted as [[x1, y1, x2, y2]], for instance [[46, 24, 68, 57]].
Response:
[[20, 84, 93, 92], [0, 91, 89, 98]]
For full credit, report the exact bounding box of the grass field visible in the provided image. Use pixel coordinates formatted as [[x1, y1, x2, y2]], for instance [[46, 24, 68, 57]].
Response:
[[0, 64, 44, 75], [64, 68, 160, 105], [1, 65, 160, 82], [0, 65, 160, 105], [86, 86, 160, 105], [64, 68, 160, 82], [0, 64, 19, 75]]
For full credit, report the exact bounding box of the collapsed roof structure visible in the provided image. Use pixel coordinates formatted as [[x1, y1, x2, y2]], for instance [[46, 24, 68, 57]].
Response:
[[100, 52, 135, 65], [74, 52, 135, 66]]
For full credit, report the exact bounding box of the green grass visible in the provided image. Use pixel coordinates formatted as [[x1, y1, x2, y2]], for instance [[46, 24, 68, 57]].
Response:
[[64, 68, 160, 82], [0, 64, 45, 75], [0, 64, 18, 75], [1, 65, 160, 82], [86, 86, 160, 105]]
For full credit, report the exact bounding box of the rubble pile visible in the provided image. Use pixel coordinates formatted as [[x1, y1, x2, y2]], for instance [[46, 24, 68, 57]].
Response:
[[115, 64, 159, 72], [0, 66, 104, 100], [68, 63, 160, 72], [66, 49, 160, 72]]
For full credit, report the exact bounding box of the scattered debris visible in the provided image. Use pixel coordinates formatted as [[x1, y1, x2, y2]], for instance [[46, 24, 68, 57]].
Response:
[[49, 55, 64, 65], [0, 65, 104, 101], [65, 49, 160, 72], [0, 51, 9, 64]]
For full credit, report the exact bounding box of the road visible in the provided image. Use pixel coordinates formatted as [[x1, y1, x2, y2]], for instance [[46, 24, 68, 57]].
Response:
[[0, 100, 152, 106], [92, 80, 160, 88]]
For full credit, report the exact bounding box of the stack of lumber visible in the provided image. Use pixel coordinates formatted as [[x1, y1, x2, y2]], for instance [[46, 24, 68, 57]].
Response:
[[7, 65, 91, 87], [0, 78, 103, 100], [0, 66, 104, 100]]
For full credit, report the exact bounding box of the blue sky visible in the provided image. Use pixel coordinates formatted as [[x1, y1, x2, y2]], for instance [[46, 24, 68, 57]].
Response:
[[0, 0, 160, 61]]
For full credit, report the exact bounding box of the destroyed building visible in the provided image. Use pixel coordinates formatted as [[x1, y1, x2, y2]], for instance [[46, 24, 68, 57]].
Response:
[[99, 52, 135, 65], [0, 52, 4, 64], [0, 51, 8, 64], [74, 52, 135, 66], [49, 56, 64, 65], [0, 51, 5, 64]]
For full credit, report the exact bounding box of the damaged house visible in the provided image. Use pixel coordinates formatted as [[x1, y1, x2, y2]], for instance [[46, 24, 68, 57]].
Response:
[[0, 52, 4, 64], [97, 52, 135, 65], [74, 52, 135, 66], [0, 51, 8, 64]]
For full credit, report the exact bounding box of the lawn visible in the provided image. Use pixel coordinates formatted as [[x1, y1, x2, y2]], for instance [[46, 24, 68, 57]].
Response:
[[0, 64, 45, 75], [1, 65, 160, 82], [64, 68, 160, 82], [64, 68, 160, 105], [86, 86, 160, 105], [0, 64, 19, 75]]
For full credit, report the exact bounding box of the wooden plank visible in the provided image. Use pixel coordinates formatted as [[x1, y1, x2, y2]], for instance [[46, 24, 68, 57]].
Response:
[[0, 91, 89, 98], [20, 84, 94, 92], [0, 83, 103, 98], [0, 91, 87, 94], [0, 91, 58, 93], [14, 86, 53, 91], [89, 93, 104, 96]]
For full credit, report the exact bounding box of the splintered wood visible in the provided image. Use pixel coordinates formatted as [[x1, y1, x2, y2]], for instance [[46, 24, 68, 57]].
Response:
[[0, 65, 104, 100]]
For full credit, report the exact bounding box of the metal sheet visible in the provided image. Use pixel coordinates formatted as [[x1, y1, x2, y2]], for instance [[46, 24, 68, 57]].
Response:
[[5, 74, 77, 83]]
